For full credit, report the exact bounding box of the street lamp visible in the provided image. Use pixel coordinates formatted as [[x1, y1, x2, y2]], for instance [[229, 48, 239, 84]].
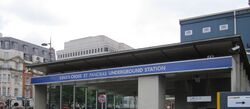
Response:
[[41, 37, 53, 62]]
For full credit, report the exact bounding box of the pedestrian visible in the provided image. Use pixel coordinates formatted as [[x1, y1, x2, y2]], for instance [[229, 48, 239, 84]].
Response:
[[0, 101, 5, 109]]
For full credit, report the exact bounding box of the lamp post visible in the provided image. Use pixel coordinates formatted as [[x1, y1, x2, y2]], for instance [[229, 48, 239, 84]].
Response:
[[41, 37, 53, 62]]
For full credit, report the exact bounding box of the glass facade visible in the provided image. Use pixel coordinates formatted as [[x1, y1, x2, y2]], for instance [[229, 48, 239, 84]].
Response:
[[48, 85, 60, 109], [48, 84, 137, 109]]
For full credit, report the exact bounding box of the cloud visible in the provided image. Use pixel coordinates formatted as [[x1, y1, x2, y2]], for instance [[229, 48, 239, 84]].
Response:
[[0, 0, 63, 26], [0, 16, 3, 30]]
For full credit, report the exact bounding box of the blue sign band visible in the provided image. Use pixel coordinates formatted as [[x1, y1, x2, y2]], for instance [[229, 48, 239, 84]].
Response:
[[31, 56, 232, 84]]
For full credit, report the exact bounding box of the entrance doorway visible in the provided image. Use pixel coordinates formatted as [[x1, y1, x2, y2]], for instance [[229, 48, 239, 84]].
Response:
[[47, 79, 138, 109]]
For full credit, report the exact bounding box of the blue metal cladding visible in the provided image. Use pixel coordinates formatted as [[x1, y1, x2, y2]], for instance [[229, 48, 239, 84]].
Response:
[[180, 12, 235, 42], [180, 8, 250, 53], [237, 12, 250, 51], [31, 56, 232, 85]]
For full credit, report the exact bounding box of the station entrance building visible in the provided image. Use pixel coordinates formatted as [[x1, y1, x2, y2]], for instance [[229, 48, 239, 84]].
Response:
[[30, 36, 250, 109]]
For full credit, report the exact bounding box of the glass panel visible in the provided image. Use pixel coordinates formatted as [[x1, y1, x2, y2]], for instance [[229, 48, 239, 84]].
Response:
[[114, 96, 137, 109], [75, 87, 86, 109], [106, 94, 114, 109], [62, 85, 74, 109], [114, 95, 123, 109], [49, 85, 60, 109], [87, 89, 97, 109]]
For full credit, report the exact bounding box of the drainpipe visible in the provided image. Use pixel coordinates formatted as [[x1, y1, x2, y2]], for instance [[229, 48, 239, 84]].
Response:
[[234, 11, 237, 35]]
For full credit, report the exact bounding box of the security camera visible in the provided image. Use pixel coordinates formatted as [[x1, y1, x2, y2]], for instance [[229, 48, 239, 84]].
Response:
[[232, 45, 240, 51]]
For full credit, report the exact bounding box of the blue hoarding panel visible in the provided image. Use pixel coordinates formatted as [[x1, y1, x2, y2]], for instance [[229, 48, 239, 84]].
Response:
[[31, 56, 232, 84]]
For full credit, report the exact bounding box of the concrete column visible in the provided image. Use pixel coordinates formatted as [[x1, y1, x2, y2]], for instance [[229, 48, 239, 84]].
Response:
[[247, 77, 250, 91], [240, 63, 244, 92], [34, 85, 47, 109], [138, 75, 166, 109], [231, 54, 240, 92], [242, 70, 247, 91]]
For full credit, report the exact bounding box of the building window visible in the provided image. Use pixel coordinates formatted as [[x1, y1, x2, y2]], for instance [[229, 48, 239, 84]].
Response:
[[26, 77, 30, 85], [33, 48, 38, 55], [12, 42, 18, 49], [24, 54, 31, 61], [104, 47, 108, 52], [14, 88, 18, 96], [101, 48, 103, 52], [4, 41, 10, 49], [95, 49, 97, 53], [7, 87, 10, 96], [0, 74, 2, 82], [3, 74, 6, 82], [25, 88, 30, 98], [8, 74, 10, 82], [0, 41, 2, 48], [98, 48, 100, 52], [202, 27, 211, 33], [220, 24, 228, 31], [42, 50, 47, 56], [2, 87, 6, 96], [23, 45, 28, 52], [89, 50, 91, 54], [185, 30, 193, 36], [14, 75, 19, 84]]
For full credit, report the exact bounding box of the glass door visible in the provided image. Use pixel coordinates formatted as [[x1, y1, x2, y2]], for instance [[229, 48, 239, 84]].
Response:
[[48, 85, 60, 109], [75, 86, 86, 109], [87, 88, 97, 109], [62, 85, 74, 109]]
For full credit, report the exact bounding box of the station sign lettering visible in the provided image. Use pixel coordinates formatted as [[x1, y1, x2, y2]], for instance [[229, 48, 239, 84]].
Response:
[[32, 56, 232, 84]]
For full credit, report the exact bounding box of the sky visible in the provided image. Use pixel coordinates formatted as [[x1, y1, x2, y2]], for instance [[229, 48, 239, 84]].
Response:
[[0, 0, 248, 51]]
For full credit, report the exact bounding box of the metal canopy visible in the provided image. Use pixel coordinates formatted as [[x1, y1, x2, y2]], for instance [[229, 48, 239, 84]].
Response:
[[28, 35, 248, 74]]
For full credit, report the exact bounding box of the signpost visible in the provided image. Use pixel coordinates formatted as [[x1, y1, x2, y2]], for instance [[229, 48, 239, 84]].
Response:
[[98, 94, 106, 109], [217, 92, 250, 109]]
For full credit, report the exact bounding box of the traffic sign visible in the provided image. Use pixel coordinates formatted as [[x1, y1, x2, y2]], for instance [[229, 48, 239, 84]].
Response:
[[98, 94, 106, 103]]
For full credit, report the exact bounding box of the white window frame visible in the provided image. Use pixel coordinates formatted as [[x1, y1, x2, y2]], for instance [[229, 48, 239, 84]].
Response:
[[202, 27, 211, 33], [184, 30, 193, 36], [219, 24, 228, 31]]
